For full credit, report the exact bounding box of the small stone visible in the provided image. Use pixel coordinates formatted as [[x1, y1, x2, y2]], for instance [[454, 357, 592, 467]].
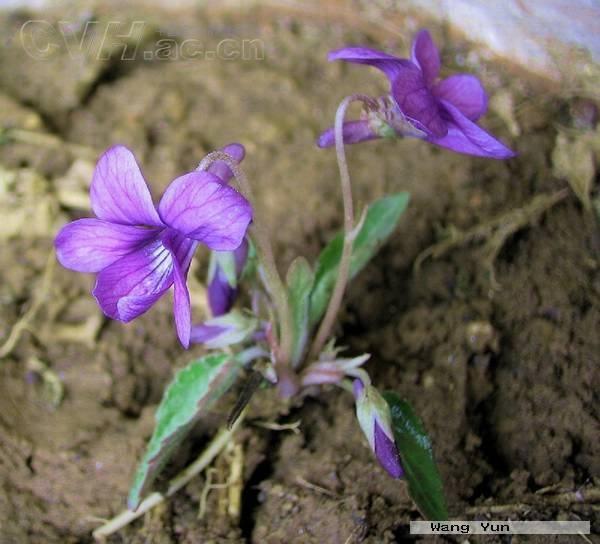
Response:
[[466, 321, 499, 354]]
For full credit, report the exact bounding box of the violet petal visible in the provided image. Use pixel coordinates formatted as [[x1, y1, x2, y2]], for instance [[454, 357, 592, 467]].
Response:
[[189, 323, 229, 344], [374, 420, 404, 478], [90, 145, 163, 227], [317, 119, 381, 148], [411, 29, 441, 87], [206, 143, 245, 184], [92, 235, 174, 322], [55, 218, 158, 273], [207, 266, 237, 317], [328, 46, 414, 81], [433, 74, 488, 121], [391, 66, 448, 138], [158, 170, 252, 251], [429, 100, 516, 159], [170, 243, 192, 348], [92, 230, 195, 324]]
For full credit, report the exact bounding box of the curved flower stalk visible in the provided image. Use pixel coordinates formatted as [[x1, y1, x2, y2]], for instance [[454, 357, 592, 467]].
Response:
[[318, 29, 515, 159], [55, 145, 252, 348]]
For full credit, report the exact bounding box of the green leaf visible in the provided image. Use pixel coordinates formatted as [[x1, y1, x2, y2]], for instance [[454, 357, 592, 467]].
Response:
[[128, 353, 240, 510], [309, 192, 410, 327], [286, 257, 315, 366], [382, 392, 448, 521]]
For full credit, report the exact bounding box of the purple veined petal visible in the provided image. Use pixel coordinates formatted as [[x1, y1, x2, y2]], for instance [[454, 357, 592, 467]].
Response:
[[158, 170, 252, 251], [166, 228, 198, 275], [428, 100, 516, 159], [92, 233, 175, 322], [90, 145, 163, 227], [433, 74, 488, 121], [317, 120, 381, 148], [391, 66, 448, 138], [411, 29, 441, 87], [207, 265, 237, 317], [55, 218, 159, 273], [374, 420, 404, 479], [169, 241, 192, 349], [190, 323, 229, 344], [328, 46, 414, 81], [205, 143, 246, 185]]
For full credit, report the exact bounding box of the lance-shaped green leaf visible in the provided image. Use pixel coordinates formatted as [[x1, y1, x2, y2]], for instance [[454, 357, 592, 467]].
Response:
[[309, 192, 410, 327], [382, 392, 448, 521], [286, 257, 314, 366], [128, 353, 240, 510]]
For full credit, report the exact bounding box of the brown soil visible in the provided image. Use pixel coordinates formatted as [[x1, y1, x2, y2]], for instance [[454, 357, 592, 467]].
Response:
[[0, 3, 598, 543]]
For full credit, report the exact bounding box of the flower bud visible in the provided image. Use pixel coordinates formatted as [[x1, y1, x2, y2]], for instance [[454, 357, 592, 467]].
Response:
[[354, 379, 403, 478], [207, 239, 249, 317]]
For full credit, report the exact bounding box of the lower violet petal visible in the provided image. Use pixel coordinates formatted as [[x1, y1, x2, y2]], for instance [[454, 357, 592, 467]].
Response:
[[92, 235, 175, 322], [429, 100, 516, 159], [170, 245, 192, 349]]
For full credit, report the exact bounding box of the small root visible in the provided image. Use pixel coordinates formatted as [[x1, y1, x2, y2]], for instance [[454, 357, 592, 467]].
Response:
[[0, 251, 55, 360], [227, 442, 244, 520], [92, 413, 246, 540], [251, 419, 302, 434], [198, 468, 224, 520], [295, 475, 339, 498], [197, 438, 245, 522], [466, 486, 600, 515], [26, 356, 64, 408], [414, 189, 569, 289]]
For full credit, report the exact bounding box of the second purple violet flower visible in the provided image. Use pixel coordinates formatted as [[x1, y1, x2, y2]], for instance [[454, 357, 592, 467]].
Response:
[[318, 29, 515, 159]]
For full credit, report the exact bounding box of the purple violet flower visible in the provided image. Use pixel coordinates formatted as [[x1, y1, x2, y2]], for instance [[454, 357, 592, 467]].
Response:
[[318, 29, 515, 159], [202, 143, 250, 317], [353, 379, 404, 479], [55, 145, 252, 348]]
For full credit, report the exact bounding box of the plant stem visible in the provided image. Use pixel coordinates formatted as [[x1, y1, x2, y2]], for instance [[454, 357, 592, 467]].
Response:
[[92, 413, 246, 540], [309, 95, 369, 359], [198, 152, 297, 394]]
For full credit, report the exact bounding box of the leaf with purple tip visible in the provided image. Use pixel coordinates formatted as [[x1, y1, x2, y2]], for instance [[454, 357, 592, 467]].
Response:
[[383, 392, 448, 520]]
